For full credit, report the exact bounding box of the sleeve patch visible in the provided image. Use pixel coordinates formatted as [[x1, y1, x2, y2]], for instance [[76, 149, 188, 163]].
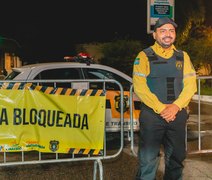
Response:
[[134, 58, 140, 65]]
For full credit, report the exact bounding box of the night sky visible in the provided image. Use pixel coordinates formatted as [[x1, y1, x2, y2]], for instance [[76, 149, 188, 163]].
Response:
[[0, 1, 211, 62], [0, 1, 146, 62]]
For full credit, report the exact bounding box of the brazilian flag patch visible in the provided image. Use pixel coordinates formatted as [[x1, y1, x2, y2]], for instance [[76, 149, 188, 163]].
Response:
[[134, 58, 140, 65]]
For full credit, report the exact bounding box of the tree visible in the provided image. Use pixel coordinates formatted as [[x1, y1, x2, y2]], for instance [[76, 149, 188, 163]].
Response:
[[174, 0, 211, 75], [99, 39, 144, 76], [180, 26, 212, 75], [175, 0, 205, 46]]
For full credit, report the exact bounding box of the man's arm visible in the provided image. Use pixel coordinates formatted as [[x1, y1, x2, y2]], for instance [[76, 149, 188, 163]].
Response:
[[173, 52, 197, 109], [133, 51, 166, 114]]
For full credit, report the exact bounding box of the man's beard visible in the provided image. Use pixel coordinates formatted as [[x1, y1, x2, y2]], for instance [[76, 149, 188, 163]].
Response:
[[157, 36, 175, 48], [160, 42, 173, 48]]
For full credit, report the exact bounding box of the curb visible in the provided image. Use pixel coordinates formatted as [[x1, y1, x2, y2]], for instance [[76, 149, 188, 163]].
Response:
[[192, 95, 212, 103]]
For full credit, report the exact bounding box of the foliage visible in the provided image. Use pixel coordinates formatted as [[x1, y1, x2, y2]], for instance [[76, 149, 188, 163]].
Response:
[[174, 0, 211, 71], [200, 87, 212, 95], [175, 0, 205, 46], [99, 39, 144, 76], [178, 26, 212, 72], [199, 78, 212, 95]]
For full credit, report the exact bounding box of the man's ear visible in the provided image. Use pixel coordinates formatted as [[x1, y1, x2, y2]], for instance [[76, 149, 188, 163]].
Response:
[[153, 32, 156, 40]]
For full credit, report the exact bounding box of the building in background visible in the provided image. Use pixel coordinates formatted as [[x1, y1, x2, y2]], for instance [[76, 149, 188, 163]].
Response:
[[0, 36, 22, 79]]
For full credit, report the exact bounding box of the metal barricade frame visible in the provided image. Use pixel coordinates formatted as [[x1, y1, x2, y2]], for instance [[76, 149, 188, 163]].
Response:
[[129, 76, 212, 156], [0, 79, 125, 180]]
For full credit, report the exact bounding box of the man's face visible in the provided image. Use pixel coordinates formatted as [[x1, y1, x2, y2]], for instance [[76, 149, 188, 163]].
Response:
[[153, 23, 176, 49]]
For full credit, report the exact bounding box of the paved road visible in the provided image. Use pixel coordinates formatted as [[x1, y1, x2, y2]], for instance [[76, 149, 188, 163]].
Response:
[[124, 136, 212, 180], [0, 140, 211, 180]]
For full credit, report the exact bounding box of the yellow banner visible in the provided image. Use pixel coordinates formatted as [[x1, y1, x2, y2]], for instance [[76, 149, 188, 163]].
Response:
[[0, 83, 106, 155]]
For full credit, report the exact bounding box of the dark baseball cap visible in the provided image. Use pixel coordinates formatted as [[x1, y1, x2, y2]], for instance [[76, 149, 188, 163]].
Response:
[[154, 17, 177, 31]]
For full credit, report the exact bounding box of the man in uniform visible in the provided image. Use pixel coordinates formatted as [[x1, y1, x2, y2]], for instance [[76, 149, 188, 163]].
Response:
[[133, 17, 197, 180]]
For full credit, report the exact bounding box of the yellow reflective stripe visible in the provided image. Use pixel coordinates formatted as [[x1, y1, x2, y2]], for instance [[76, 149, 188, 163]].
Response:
[[133, 72, 146, 77], [184, 72, 196, 78]]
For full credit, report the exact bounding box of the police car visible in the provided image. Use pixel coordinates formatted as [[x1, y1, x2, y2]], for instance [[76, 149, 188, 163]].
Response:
[[5, 61, 140, 133]]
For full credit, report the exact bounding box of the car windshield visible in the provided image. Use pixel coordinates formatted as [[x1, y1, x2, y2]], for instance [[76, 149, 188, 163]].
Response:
[[83, 68, 131, 91]]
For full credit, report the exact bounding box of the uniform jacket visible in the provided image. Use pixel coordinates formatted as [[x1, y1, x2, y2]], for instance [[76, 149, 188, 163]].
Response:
[[133, 42, 197, 114]]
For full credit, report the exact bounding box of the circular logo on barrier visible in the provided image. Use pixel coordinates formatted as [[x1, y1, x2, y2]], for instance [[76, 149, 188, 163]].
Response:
[[115, 95, 129, 113]]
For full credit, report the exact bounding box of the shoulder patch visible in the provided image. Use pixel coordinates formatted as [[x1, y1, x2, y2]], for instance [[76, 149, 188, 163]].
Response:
[[134, 58, 140, 65]]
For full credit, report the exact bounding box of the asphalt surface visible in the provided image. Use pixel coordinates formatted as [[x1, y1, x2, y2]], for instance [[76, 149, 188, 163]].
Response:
[[124, 148, 212, 180], [0, 139, 211, 180], [0, 149, 211, 180]]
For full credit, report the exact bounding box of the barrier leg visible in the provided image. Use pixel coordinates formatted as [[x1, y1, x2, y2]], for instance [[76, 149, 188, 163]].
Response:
[[185, 123, 188, 151], [93, 159, 103, 180], [93, 160, 97, 180]]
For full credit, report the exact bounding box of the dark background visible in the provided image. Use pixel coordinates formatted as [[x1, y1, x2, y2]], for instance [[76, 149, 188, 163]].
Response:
[[0, 1, 211, 62]]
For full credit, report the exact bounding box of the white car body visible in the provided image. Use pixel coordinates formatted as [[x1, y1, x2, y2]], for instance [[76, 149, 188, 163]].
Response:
[[6, 62, 140, 132]]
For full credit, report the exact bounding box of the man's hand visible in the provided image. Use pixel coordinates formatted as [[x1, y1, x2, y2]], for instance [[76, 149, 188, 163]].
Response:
[[160, 104, 180, 122]]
